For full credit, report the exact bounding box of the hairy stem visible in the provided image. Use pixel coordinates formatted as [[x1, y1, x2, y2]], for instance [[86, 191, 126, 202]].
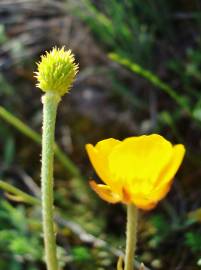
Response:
[[124, 204, 138, 270], [41, 92, 60, 270], [0, 105, 81, 178]]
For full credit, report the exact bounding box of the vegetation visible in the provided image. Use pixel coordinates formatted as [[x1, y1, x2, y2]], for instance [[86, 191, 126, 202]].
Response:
[[0, 0, 201, 269]]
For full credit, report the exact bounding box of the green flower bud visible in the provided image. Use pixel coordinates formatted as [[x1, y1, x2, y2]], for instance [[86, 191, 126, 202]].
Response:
[[35, 46, 78, 96]]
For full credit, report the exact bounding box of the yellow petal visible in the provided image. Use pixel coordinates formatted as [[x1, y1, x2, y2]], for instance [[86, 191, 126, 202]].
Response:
[[155, 144, 185, 185], [150, 144, 185, 201], [86, 138, 120, 186], [131, 195, 158, 210], [150, 180, 173, 202], [108, 134, 173, 193], [90, 181, 121, 203], [130, 144, 185, 209], [128, 180, 172, 210]]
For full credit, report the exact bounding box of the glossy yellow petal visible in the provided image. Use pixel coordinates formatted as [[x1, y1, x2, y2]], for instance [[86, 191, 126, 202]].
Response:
[[150, 180, 173, 202], [150, 144, 185, 201], [108, 134, 173, 192], [129, 144, 185, 208], [128, 180, 172, 210], [90, 181, 121, 203], [95, 138, 120, 154], [86, 138, 120, 186], [155, 144, 185, 186], [131, 196, 158, 210]]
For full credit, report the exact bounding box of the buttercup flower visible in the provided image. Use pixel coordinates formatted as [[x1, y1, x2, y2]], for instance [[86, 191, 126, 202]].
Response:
[[86, 134, 185, 210]]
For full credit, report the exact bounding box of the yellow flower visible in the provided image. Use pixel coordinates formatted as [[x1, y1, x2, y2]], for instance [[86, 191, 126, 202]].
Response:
[[86, 134, 185, 210]]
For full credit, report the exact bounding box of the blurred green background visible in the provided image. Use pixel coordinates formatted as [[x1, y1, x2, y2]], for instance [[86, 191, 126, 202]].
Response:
[[0, 0, 201, 269]]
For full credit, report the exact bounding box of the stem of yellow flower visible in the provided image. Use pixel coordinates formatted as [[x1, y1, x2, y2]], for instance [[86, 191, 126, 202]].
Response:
[[124, 204, 138, 270], [41, 92, 60, 270]]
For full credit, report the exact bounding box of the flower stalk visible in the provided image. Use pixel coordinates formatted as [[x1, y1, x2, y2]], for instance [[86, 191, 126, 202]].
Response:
[[41, 92, 60, 270], [124, 204, 138, 270], [35, 47, 78, 270]]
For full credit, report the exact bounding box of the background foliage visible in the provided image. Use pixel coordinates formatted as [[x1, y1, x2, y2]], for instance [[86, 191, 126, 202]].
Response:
[[0, 0, 201, 269]]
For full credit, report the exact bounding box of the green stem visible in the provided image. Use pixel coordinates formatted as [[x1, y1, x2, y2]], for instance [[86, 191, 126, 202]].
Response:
[[0, 105, 81, 178], [41, 92, 60, 270], [124, 204, 138, 270]]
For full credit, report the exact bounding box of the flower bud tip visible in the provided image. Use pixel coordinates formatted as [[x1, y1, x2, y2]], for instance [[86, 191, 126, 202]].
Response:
[[35, 46, 78, 96]]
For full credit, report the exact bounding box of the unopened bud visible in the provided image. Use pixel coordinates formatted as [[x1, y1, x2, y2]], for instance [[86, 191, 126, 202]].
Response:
[[35, 47, 78, 96]]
